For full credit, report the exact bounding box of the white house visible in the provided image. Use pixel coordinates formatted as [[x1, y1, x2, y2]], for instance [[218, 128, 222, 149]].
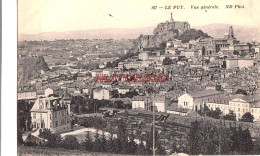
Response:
[[153, 95, 168, 112], [93, 88, 110, 100], [178, 90, 224, 111], [132, 96, 151, 110]]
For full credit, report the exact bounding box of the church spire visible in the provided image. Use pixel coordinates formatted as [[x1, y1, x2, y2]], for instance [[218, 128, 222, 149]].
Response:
[[228, 26, 235, 39]]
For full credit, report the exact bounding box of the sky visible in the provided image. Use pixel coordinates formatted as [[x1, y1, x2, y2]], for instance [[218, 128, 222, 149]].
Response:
[[18, 0, 260, 34]]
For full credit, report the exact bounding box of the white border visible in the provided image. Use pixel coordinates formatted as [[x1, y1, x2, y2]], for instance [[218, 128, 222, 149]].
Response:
[[2, 0, 17, 155]]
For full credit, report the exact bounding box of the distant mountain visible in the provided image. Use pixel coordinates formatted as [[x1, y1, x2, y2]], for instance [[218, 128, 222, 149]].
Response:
[[193, 24, 260, 42], [18, 27, 155, 41], [18, 24, 260, 42]]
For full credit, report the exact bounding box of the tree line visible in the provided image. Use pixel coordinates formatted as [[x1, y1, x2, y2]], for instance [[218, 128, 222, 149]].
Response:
[[21, 120, 166, 155], [187, 120, 259, 155], [198, 105, 255, 122], [71, 96, 131, 115]]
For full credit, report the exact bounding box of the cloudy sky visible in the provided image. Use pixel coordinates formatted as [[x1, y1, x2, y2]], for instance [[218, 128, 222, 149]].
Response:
[[18, 0, 260, 34]]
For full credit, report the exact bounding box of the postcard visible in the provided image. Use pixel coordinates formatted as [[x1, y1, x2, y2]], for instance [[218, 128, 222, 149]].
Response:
[[17, 0, 260, 155]]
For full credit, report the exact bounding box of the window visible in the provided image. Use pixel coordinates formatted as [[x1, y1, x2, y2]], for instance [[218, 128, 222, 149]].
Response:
[[61, 119, 65, 125], [54, 113, 57, 118], [50, 122, 52, 128], [33, 113, 36, 119], [55, 121, 58, 127], [62, 111, 64, 117], [40, 114, 42, 119], [238, 108, 240, 111], [50, 114, 52, 120]]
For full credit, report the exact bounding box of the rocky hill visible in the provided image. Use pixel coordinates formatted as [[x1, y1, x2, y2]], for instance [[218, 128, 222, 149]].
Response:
[[135, 20, 211, 50], [19, 56, 50, 81]]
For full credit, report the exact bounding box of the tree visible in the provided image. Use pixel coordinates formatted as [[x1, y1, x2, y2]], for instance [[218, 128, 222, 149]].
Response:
[[202, 46, 206, 55], [137, 141, 148, 155], [107, 134, 115, 153], [223, 110, 236, 121], [188, 120, 203, 155], [84, 131, 93, 151], [233, 51, 240, 56], [253, 136, 260, 154], [163, 57, 173, 65], [17, 128, 24, 145], [61, 135, 79, 150], [93, 131, 101, 152], [100, 131, 107, 152], [240, 112, 254, 122], [39, 128, 61, 147], [159, 42, 166, 49], [106, 61, 113, 68], [209, 108, 222, 119], [241, 128, 254, 154], [235, 89, 248, 95]]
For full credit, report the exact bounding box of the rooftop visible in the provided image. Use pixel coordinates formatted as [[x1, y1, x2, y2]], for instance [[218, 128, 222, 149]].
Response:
[[187, 90, 223, 98]]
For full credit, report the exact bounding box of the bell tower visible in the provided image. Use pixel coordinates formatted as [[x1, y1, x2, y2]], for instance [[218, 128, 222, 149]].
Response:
[[228, 26, 235, 39]]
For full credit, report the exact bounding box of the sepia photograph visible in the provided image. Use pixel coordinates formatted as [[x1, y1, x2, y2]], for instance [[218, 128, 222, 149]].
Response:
[[17, 0, 260, 155]]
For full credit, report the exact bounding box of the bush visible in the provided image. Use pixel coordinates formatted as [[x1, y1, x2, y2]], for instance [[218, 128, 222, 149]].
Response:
[[61, 135, 79, 150]]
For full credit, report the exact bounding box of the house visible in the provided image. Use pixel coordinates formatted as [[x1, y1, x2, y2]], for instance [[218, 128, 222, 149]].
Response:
[[152, 95, 169, 112], [178, 90, 224, 111], [93, 88, 110, 100], [117, 86, 132, 95], [45, 86, 63, 97], [132, 96, 151, 110], [225, 58, 254, 69], [18, 84, 37, 100], [30, 93, 71, 133]]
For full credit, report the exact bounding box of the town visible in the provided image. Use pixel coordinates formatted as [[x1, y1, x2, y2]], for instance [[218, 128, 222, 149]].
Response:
[[17, 14, 260, 155]]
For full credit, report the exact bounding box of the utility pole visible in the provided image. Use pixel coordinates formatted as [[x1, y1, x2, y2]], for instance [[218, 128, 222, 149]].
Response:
[[153, 96, 155, 156]]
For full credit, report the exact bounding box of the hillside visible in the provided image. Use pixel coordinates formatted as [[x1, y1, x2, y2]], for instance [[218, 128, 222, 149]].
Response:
[[19, 56, 50, 82]]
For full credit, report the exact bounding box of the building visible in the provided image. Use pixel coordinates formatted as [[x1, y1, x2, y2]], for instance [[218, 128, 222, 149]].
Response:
[[118, 61, 142, 70], [91, 69, 103, 78], [139, 52, 149, 61], [184, 50, 199, 59], [18, 84, 37, 100], [117, 86, 132, 95], [93, 88, 110, 100], [132, 96, 151, 110], [206, 95, 260, 121], [45, 86, 63, 97], [178, 90, 224, 111], [30, 93, 71, 133], [220, 44, 250, 54], [225, 58, 254, 69], [153, 95, 169, 112], [213, 26, 239, 53]]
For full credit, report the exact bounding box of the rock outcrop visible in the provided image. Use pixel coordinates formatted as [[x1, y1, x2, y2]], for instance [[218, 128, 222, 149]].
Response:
[[19, 56, 50, 81], [136, 19, 191, 49]]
